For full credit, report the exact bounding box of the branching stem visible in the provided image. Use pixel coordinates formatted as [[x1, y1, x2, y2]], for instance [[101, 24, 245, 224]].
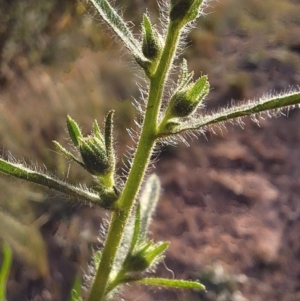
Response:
[[87, 21, 182, 301], [165, 89, 300, 135]]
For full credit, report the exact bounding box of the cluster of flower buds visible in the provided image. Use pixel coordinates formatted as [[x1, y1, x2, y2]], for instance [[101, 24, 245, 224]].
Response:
[[54, 111, 118, 207]]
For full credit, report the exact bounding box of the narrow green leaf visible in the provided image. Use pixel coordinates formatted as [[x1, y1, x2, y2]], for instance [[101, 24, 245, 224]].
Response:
[[0, 158, 101, 204], [53, 141, 85, 168], [67, 115, 83, 147], [177, 59, 193, 90], [93, 250, 102, 270], [144, 241, 169, 265], [128, 204, 141, 254], [138, 277, 206, 291], [68, 274, 83, 301], [187, 75, 209, 101], [0, 243, 12, 301], [109, 210, 139, 279], [142, 14, 152, 35], [93, 120, 104, 144], [104, 110, 115, 166], [139, 174, 161, 240], [89, 0, 146, 64]]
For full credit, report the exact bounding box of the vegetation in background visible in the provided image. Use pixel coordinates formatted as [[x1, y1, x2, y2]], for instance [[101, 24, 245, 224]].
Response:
[[0, 0, 300, 300]]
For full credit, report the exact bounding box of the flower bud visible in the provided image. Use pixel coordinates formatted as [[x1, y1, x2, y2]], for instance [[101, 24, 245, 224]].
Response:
[[158, 60, 210, 136], [139, 14, 163, 77], [142, 14, 162, 60], [57, 114, 118, 207], [78, 136, 111, 176], [170, 0, 204, 25], [123, 241, 169, 273], [169, 75, 209, 117], [124, 252, 149, 272]]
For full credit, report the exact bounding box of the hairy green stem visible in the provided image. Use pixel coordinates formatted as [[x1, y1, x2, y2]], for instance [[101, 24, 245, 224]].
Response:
[[0, 158, 101, 204], [87, 21, 181, 301], [165, 90, 300, 135]]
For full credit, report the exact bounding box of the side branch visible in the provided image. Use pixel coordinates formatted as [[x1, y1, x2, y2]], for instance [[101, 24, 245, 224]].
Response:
[[0, 158, 101, 204], [165, 89, 300, 135]]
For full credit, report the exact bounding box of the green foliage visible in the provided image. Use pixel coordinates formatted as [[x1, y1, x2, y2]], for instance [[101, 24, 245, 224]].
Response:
[[68, 275, 83, 301], [67, 115, 83, 147], [0, 1, 300, 301], [0, 243, 12, 301]]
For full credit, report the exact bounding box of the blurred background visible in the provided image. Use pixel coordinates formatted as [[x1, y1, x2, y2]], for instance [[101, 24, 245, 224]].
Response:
[[0, 0, 300, 300]]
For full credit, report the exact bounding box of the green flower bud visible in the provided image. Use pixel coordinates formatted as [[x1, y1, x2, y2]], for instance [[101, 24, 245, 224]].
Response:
[[170, 0, 204, 24], [57, 114, 118, 204], [139, 14, 163, 77], [158, 60, 210, 136], [123, 241, 169, 273], [79, 136, 111, 176], [171, 88, 196, 117], [169, 75, 209, 117], [124, 252, 149, 272], [142, 14, 162, 60]]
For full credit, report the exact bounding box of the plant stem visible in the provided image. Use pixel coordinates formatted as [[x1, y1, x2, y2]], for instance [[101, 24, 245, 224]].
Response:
[[0, 158, 100, 204], [87, 21, 181, 301], [164, 90, 300, 136]]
